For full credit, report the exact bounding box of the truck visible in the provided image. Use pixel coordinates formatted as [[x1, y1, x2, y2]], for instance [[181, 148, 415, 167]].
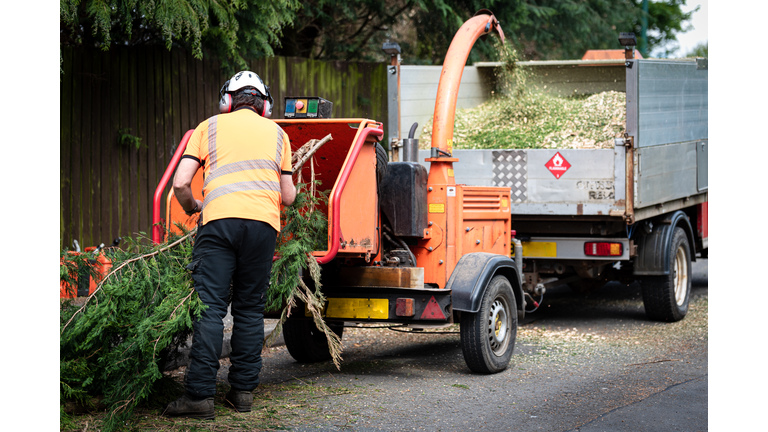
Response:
[[153, 11, 707, 374], [413, 49, 708, 324]]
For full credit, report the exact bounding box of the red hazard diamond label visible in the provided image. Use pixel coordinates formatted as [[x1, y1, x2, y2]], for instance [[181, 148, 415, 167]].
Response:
[[545, 152, 571, 179]]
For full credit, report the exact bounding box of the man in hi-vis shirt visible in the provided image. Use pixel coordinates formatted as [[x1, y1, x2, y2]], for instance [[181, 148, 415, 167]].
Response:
[[165, 71, 296, 419]]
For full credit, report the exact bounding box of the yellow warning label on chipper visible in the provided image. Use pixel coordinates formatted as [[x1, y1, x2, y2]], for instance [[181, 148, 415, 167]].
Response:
[[429, 203, 445, 213], [510, 242, 557, 258], [306, 298, 389, 319]]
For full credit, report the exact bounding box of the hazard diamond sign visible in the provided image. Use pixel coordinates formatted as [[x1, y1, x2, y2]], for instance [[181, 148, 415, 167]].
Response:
[[545, 152, 571, 179]]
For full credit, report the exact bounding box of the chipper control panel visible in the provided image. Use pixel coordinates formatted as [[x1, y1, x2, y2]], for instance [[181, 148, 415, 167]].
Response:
[[284, 96, 333, 119]]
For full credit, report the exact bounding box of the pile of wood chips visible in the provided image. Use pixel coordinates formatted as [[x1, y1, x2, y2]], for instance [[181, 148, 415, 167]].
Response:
[[419, 90, 626, 150]]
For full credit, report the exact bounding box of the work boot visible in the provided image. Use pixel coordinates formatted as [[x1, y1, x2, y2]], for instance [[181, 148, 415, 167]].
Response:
[[225, 388, 253, 412], [163, 394, 215, 420]]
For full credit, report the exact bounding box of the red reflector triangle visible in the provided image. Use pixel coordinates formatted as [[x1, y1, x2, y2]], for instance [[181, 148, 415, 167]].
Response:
[[420, 296, 446, 320]]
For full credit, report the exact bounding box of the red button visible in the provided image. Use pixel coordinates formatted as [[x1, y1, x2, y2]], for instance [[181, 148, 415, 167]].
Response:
[[296, 101, 304, 110]]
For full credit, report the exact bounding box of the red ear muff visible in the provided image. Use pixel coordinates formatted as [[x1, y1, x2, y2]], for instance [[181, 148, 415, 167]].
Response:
[[219, 93, 232, 113], [262, 100, 272, 118]]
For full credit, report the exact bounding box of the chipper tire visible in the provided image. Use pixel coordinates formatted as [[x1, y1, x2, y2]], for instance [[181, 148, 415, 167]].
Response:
[[641, 227, 692, 322], [375, 142, 388, 187], [283, 319, 344, 363], [460, 275, 517, 374]]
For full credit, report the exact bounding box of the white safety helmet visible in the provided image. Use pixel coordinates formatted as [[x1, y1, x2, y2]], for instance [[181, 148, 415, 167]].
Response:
[[218, 71, 273, 118]]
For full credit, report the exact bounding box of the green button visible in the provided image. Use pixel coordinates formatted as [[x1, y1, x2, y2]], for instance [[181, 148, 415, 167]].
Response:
[[308, 99, 318, 113]]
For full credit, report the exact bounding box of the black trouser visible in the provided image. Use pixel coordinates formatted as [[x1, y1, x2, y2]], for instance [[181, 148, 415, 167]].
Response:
[[184, 218, 277, 398]]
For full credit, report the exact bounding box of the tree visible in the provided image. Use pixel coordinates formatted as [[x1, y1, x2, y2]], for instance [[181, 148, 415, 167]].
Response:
[[60, 0, 299, 72], [407, 0, 698, 63], [273, 0, 456, 61], [685, 42, 708, 58], [273, 0, 697, 64]]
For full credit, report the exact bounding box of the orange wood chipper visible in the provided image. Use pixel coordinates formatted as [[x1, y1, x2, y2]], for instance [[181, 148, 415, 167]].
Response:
[[152, 11, 523, 374]]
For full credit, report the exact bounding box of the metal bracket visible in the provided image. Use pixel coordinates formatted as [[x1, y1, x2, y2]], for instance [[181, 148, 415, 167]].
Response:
[[430, 147, 453, 158]]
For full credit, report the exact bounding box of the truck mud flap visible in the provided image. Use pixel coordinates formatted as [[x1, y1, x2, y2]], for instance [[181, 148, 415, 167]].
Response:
[[445, 252, 523, 319], [633, 210, 696, 276]]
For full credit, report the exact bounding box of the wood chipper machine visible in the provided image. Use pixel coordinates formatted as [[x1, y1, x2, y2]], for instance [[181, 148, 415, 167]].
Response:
[[153, 11, 523, 374]]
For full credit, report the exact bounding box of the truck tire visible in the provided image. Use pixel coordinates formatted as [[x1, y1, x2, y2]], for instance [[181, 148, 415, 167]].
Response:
[[375, 142, 388, 187], [640, 227, 692, 322], [283, 319, 344, 363], [460, 275, 517, 374]]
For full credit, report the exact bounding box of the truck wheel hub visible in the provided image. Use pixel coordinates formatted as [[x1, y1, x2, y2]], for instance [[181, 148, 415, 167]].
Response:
[[488, 299, 508, 353], [673, 245, 688, 306]]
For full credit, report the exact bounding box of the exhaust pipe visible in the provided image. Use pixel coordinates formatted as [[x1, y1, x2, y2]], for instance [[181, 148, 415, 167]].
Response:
[[402, 122, 419, 162]]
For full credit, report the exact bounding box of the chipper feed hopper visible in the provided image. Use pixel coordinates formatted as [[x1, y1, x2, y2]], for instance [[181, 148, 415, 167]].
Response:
[[153, 10, 523, 374]]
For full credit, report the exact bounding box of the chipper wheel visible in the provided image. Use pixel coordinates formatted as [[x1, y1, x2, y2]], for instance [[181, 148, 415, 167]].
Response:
[[375, 142, 388, 187], [283, 319, 344, 363], [640, 227, 692, 322], [460, 275, 517, 374]]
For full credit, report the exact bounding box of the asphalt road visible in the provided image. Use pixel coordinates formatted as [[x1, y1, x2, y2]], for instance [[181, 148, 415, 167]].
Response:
[[209, 259, 708, 431]]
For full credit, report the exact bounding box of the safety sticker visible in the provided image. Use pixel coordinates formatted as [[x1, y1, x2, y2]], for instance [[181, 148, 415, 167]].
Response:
[[545, 152, 571, 179], [429, 203, 445, 213]]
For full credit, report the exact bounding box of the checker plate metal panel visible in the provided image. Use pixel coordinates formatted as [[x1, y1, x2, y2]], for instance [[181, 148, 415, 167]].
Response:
[[492, 150, 528, 203]]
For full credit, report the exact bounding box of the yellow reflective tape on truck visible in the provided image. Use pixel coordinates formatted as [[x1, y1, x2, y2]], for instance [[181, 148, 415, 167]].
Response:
[[510, 241, 557, 258], [307, 298, 389, 319]]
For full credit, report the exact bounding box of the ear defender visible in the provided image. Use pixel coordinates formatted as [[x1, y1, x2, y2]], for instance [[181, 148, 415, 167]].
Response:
[[218, 73, 273, 117], [219, 93, 232, 113], [218, 80, 232, 113], [261, 84, 273, 118]]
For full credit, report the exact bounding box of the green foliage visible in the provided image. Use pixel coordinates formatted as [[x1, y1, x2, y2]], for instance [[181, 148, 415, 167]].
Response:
[[60, 184, 335, 429], [59, 0, 695, 68], [60, 250, 100, 298], [686, 41, 707, 58], [267, 181, 328, 312], [274, 0, 455, 61], [60, 0, 299, 72], [407, 0, 697, 63], [266, 180, 342, 368], [118, 127, 143, 150], [60, 232, 206, 432], [279, 0, 696, 63]]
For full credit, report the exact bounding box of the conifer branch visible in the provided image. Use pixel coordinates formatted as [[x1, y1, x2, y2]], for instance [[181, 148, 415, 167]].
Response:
[[61, 229, 197, 334]]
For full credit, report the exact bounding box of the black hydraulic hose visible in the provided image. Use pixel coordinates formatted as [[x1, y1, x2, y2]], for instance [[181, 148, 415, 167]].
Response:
[[382, 223, 417, 267]]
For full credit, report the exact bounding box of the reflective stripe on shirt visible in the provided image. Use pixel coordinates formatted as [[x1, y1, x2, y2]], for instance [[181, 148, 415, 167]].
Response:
[[207, 116, 219, 172], [203, 159, 280, 190]]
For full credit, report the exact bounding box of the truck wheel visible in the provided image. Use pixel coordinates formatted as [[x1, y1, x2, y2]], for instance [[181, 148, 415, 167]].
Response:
[[375, 142, 388, 187], [283, 319, 344, 363], [641, 227, 691, 322], [460, 275, 517, 374]]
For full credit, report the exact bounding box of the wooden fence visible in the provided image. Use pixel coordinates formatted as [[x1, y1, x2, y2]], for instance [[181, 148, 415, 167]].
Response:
[[60, 47, 388, 249]]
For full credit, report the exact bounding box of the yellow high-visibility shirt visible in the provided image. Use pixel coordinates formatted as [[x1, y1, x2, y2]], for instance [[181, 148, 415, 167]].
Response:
[[182, 107, 292, 231]]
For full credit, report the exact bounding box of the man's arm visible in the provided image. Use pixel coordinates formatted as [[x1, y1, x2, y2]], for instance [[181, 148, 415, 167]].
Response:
[[173, 158, 203, 214], [280, 173, 296, 206]]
